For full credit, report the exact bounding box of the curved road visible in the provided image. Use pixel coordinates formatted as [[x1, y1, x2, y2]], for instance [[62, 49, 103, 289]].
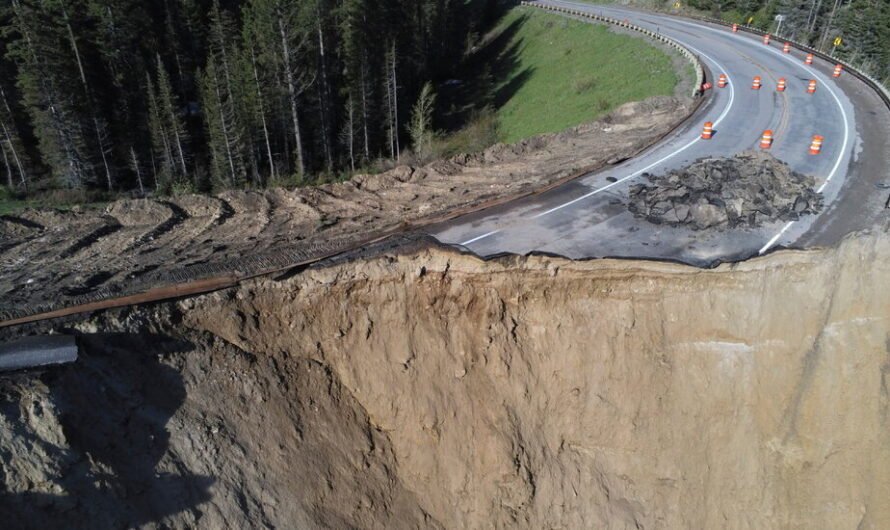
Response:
[[430, 1, 890, 265]]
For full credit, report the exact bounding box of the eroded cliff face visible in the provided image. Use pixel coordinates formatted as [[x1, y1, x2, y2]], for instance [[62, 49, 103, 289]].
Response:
[[3, 228, 890, 529]]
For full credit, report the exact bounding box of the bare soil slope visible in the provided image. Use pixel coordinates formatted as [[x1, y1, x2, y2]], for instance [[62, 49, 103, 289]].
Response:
[[3, 225, 890, 529], [0, 96, 691, 320]]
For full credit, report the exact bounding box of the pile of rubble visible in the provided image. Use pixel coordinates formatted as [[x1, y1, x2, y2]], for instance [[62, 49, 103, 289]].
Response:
[[628, 151, 823, 230]]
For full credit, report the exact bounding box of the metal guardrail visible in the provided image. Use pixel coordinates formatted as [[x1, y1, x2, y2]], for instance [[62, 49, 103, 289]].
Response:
[[519, 1, 706, 98], [688, 15, 890, 111]]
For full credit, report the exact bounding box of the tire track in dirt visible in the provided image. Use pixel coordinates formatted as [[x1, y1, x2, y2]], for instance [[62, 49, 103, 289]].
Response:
[[60, 219, 123, 259], [0, 97, 696, 320]]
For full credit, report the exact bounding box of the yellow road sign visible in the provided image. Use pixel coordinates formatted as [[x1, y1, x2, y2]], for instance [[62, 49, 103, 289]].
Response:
[[833, 37, 843, 46], [747, 16, 754, 24]]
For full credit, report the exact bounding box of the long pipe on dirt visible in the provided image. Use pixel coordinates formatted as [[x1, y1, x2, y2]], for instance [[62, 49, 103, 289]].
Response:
[[0, 335, 78, 372]]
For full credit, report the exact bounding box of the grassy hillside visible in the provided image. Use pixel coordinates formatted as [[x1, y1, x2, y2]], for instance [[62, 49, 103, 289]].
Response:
[[488, 8, 681, 143]]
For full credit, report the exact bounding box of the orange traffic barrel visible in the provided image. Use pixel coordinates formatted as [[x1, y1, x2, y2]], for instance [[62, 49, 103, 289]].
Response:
[[718, 74, 728, 88], [760, 130, 774, 149], [809, 135, 824, 155], [763, 34, 771, 45], [732, 23, 739, 32], [833, 64, 843, 78], [805, 53, 814, 65], [752, 75, 762, 90], [701, 121, 715, 140], [777, 78, 787, 92], [783, 42, 791, 53], [807, 79, 817, 94]]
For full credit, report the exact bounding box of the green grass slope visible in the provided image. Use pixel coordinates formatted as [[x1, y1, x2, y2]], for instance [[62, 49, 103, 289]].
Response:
[[492, 8, 681, 143]]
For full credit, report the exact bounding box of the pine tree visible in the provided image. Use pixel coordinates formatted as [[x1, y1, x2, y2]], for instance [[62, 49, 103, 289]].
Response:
[[86, 0, 151, 188], [0, 83, 30, 191], [203, 1, 248, 188], [243, 0, 315, 182], [155, 55, 189, 180], [314, 0, 335, 172], [245, 44, 277, 184], [129, 145, 145, 196], [340, 93, 357, 171], [200, 56, 243, 188], [5, 0, 92, 189], [384, 40, 400, 161], [0, 0, 692, 195], [146, 74, 175, 193], [54, 0, 115, 191], [338, 0, 375, 163], [408, 81, 436, 161]]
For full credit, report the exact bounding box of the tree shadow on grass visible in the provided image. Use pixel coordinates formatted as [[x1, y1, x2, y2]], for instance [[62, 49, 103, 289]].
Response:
[[0, 333, 213, 529], [438, 12, 536, 133]]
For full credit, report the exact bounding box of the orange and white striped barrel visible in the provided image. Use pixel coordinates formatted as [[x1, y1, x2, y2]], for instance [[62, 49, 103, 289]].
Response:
[[718, 74, 728, 88], [809, 135, 824, 155], [732, 23, 739, 32], [701, 122, 715, 140], [833, 64, 843, 78], [752, 75, 762, 90], [777, 78, 787, 92], [783, 42, 791, 53], [807, 79, 817, 94], [763, 34, 771, 45], [805, 53, 814, 65], [760, 130, 773, 149]]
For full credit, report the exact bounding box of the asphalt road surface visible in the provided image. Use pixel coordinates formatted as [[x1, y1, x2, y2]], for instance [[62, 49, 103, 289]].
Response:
[[431, 1, 890, 266]]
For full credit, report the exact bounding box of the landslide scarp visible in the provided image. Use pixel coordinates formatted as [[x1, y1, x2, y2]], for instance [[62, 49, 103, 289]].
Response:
[[2, 228, 890, 529]]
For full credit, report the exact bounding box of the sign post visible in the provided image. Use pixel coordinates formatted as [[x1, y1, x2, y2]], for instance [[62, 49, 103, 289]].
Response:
[[774, 14, 786, 37]]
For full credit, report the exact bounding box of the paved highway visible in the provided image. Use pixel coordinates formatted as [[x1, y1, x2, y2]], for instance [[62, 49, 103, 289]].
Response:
[[431, 1, 890, 266]]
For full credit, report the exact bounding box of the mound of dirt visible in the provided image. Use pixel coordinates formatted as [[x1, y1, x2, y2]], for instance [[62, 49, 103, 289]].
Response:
[[628, 151, 823, 230]]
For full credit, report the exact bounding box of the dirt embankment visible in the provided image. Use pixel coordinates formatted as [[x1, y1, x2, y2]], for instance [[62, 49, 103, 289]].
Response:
[[3, 226, 890, 529], [0, 96, 692, 320]]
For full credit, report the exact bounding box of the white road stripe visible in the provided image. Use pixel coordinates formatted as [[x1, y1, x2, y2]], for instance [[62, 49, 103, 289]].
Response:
[[623, 12, 852, 254], [463, 3, 853, 257], [461, 230, 501, 246], [752, 31, 852, 252], [460, 39, 736, 247]]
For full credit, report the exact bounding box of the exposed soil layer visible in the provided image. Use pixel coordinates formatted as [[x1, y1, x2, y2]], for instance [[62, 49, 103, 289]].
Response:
[[3, 226, 890, 528], [0, 96, 692, 319], [628, 151, 823, 230]]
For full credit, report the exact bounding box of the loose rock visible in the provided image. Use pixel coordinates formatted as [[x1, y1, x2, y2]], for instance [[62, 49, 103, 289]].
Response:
[[628, 151, 823, 230]]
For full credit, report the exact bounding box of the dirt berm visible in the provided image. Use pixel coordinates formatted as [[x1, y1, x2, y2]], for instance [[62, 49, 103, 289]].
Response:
[[3, 226, 890, 529]]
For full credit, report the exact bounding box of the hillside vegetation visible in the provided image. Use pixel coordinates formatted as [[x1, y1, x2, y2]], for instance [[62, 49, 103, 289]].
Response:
[[0, 2, 685, 211], [0, 0, 502, 197], [457, 8, 682, 144]]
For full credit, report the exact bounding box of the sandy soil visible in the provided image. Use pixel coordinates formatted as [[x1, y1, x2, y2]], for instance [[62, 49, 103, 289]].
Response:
[[2, 225, 890, 528], [0, 96, 693, 320]]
